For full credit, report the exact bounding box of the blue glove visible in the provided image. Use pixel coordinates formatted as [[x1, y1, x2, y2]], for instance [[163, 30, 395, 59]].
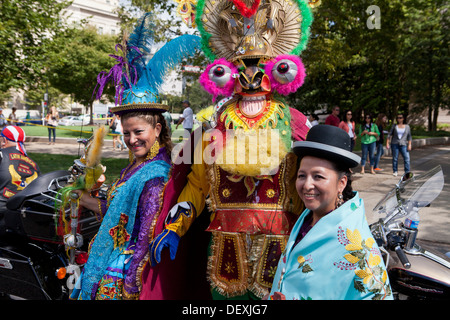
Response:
[[149, 229, 180, 266]]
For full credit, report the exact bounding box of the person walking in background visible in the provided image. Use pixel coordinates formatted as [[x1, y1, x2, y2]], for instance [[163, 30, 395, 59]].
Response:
[[324, 106, 340, 127], [338, 109, 356, 151], [386, 113, 412, 177], [45, 106, 59, 145], [8, 107, 18, 125], [373, 113, 388, 171], [0, 110, 7, 129], [309, 114, 319, 127], [359, 113, 379, 175], [176, 100, 194, 134], [109, 114, 124, 151]]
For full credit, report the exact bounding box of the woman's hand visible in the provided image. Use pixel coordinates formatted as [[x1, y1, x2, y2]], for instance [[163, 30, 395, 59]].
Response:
[[72, 189, 100, 213]]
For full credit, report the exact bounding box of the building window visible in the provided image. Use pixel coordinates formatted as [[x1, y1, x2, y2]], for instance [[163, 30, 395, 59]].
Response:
[[98, 27, 103, 35]]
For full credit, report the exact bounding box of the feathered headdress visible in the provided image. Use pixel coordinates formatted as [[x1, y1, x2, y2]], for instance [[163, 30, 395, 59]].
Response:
[[93, 12, 202, 115]]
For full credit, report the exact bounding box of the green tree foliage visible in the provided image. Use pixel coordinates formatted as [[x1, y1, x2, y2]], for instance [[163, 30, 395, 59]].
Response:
[[47, 26, 118, 121], [286, 0, 448, 129], [401, 0, 449, 130], [0, 0, 71, 92]]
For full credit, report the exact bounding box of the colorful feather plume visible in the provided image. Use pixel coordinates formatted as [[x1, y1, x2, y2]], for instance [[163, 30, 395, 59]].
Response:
[[125, 12, 156, 90], [139, 34, 201, 91], [85, 125, 107, 190], [93, 12, 201, 104], [54, 126, 107, 235]]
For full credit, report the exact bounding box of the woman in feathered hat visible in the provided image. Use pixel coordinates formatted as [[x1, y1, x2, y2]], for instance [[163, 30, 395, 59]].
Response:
[[70, 13, 202, 300], [269, 125, 393, 300]]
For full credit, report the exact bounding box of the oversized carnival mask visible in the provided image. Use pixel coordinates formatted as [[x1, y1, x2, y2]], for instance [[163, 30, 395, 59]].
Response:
[[197, 0, 313, 102]]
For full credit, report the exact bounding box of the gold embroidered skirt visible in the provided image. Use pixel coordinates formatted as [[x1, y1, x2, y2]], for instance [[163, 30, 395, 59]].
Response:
[[207, 231, 288, 298]]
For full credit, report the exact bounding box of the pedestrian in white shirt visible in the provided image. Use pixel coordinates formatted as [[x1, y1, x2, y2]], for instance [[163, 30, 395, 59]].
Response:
[[176, 100, 193, 134]]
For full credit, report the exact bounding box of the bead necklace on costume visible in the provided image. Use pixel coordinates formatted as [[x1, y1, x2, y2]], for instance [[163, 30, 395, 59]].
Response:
[[107, 142, 161, 208]]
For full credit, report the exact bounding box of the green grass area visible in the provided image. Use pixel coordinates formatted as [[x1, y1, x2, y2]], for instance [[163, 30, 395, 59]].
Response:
[[29, 152, 129, 185], [21, 124, 113, 140], [21, 123, 195, 141]]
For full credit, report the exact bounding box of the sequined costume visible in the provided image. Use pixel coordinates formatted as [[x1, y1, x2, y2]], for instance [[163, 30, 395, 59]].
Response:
[[148, 0, 315, 299], [71, 148, 171, 300]]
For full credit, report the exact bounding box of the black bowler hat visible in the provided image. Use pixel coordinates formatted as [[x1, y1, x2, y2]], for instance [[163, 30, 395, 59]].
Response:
[[293, 125, 361, 168]]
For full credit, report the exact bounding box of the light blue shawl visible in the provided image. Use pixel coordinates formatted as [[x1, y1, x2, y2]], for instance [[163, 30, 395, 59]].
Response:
[[79, 159, 170, 300], [270, 192, 393, 300]]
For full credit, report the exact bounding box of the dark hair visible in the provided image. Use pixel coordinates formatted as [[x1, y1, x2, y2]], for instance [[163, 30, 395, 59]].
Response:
[[330, 162, 354, 202], [310, 114, 319, 121], [364, 113, 373, 124], [121, 111, 173, 153], [396, 113, 407, 124], [342, 109, 352, 122]]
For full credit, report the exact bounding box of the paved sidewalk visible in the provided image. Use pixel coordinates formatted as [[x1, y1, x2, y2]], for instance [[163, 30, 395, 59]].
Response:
[[25, 136, 129, 159], [353, 144, 450, 253]]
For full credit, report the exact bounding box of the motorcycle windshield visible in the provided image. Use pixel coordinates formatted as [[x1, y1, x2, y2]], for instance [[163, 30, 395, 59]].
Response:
[[373, 165, 444, 213]]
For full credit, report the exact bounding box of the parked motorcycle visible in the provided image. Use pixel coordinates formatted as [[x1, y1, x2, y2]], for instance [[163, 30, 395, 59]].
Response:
[[370, 165, 450, 300], [0, 138, 104, 300]]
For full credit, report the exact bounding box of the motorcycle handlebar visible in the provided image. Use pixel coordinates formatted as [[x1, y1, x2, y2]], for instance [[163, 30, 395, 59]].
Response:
[[395, 245, 411, 269]]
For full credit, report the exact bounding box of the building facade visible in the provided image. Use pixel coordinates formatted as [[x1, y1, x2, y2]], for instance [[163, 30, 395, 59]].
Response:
[[2, 0, 120, 115], [62, 0, 121, 36]]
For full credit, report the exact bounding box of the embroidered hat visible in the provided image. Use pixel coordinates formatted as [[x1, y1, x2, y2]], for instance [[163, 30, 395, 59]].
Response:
[[293, 124, 361, 168], [1, 125, 27, 156], [195, 0, 314, 62]]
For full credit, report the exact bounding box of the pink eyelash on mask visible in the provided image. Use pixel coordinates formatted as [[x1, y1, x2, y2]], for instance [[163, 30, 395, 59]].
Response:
[[265, 55, 306, 96], [199, 58, 238, 102]]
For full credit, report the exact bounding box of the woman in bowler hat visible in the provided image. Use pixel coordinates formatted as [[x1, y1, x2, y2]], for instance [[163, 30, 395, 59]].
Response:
[[269, 125, 393, 300]]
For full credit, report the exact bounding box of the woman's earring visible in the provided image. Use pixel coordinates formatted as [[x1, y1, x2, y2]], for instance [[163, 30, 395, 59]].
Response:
[[336, 193, 344, 208], [145, 140, 160, 161]]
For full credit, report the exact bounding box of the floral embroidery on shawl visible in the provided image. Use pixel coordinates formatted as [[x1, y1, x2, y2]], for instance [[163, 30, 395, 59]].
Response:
[[335, 226, 392, 300], [297, 254, 313, 273]]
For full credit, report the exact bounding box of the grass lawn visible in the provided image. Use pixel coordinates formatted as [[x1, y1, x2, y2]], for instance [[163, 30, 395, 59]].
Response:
[[29, 152, 129, 185], [21, 123, 193, 141], [21, 124, 113, 140]]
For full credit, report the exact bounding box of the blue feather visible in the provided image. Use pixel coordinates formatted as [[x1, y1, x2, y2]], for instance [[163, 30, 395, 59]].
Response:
[[136, 34, 202, 91], [126, 12, 156, 87]]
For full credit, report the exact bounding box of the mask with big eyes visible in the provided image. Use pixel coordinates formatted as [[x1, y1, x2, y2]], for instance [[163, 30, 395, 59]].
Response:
[[199, 58, 238, 101], [264, 55, 306, 95]]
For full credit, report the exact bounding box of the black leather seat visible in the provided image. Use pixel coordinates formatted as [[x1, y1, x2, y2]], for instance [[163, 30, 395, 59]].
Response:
[[6, 170, 70, 210]]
